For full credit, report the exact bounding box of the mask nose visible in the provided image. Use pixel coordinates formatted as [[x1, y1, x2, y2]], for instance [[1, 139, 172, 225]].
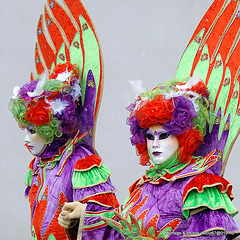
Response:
[[25, 133, 30, 143], [152, 135, 160, 148]]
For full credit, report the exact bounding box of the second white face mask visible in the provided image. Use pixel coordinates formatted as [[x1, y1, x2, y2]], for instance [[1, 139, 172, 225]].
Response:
[[146, 125, 179, 165]]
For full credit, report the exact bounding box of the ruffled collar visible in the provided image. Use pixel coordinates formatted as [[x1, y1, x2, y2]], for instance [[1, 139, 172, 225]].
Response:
[[146, 152, 188, 181]]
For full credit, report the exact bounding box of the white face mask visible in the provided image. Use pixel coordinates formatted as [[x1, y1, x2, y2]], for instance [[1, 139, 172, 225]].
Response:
[[146, 125, 179, 165], [25, 126, 46, 156]]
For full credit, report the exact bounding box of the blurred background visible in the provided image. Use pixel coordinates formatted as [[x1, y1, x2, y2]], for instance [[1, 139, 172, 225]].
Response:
[[1, 0, 239, 238]]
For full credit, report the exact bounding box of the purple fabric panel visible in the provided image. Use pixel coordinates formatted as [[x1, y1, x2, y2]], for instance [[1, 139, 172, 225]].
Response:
[[185, 209, 240, 239], [194, 109, 230, 175], [77, 70, 96, 147], [73, 178, 116, 201], [39, 134, 70, 158], [25, 186, 30, 197]]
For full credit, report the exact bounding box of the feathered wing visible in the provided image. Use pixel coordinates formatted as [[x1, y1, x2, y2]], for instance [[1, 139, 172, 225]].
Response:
[[34, 0, 103, 148], [175, 0, 240, 176]]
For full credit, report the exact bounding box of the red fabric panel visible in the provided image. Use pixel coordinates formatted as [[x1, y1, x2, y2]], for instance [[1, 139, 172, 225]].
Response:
[[82, 193, 119, 208], [74, 154, 102, 170]]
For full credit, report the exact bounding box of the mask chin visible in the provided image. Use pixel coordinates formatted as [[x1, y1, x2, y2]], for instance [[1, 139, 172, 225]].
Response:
[[146, 125, 179, 165]]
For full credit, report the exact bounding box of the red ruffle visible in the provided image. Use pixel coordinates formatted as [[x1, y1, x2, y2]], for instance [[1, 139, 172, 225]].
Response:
[[82, 193, 119, 208], [28, 158, 36, 170], [182, 172, 233, 203], [24, 99, 51, 126], [135, 95, 174, 129], [49, 62, 78, 79], [74, 154, 102, 170]]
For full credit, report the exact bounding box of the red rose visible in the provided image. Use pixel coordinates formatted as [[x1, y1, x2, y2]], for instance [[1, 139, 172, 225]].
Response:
[[136, 95, 174, 129], [24, 99, 51, 126]]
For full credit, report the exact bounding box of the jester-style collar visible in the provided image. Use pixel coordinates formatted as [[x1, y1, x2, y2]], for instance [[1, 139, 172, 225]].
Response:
[[134, 150, 218, 189]]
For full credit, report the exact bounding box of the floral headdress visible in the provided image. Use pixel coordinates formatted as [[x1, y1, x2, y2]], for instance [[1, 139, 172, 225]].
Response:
[[127, 76, 210, 165], [9, 62, 81, 144]]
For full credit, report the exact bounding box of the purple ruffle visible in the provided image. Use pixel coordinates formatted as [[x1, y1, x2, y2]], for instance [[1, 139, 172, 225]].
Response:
[[126, 96, 198, 147], [163, 96, 197, 135], [186, 209, 240, 239]]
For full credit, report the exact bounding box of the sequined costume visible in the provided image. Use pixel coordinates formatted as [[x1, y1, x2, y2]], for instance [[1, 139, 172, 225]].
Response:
[[25, 133, 121, 239], [119, 151, 239, 239]]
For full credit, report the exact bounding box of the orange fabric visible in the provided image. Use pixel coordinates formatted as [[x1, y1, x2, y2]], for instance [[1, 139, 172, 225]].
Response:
[[32, 187, 68, 239], [29, 176, 41, 212], [189, 0, 229, 78], [188, 0, 226, 46], [47, 0, 76, 46], [205, 1, 238, 64], [37, 15, 56, 70], [28, 158, 36, 170], [213, 18, 240, 111], [35, 44, 45, 75], [44, 6, 64, 54], [182, 172, 233, 203], [74, 154, 102, 170]]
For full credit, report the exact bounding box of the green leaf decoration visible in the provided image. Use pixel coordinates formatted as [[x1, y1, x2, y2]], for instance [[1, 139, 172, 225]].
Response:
[[175, 29, 205, 79], [146, 226, 156, 237], [157, 227, 172, 240], [207, 54, 224, 132], [56, 43, 67, 65], [47, 234, 56, 240], [192, 44, 209, 81], [79, 15, 100, 106], [70, 31, 83, 79], [31, 226, 37, 240]]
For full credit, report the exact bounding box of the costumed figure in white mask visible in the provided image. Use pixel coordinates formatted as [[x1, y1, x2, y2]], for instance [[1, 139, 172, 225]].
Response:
[[9, 0, 122, 239]]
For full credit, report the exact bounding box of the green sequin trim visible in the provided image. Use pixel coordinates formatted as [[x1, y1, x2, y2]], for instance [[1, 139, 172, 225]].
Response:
[[182, 186, 238, 220], [72, 164, 111, 188], [25, 169, 33, 186]]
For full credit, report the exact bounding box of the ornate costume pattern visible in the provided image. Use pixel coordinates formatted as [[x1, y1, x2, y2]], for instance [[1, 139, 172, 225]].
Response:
[[9, 0, 121, 239]]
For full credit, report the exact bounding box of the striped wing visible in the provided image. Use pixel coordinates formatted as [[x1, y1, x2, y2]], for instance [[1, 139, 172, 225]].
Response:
[[175, 0, 240, 175], [34, 0, 103, 148]]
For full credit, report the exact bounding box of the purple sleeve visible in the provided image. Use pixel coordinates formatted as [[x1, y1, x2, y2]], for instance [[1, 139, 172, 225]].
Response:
[[183, 209, 240, 240], [82, 203, 123, 240]]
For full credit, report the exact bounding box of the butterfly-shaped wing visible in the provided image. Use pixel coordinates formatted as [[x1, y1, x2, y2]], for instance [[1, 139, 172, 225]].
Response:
[[175, 0, 240, 175], [34, 0, 103, 148]]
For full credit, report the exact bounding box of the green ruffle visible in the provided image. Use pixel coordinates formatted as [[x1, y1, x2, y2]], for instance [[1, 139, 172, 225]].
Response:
[[25, 169, 33, 186], [182, 186, 238, 220], [72, 164, 111, 189]]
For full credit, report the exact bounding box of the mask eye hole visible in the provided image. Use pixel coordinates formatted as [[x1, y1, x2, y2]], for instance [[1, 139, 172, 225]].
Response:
[[159, 133, 170, 140], [27, 126, 36, 135], [146, 133, 154, 140], [29, 129, 36, 134]]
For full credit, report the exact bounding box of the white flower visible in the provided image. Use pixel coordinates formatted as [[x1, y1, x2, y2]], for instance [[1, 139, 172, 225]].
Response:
[[49, 99, 69, 114], [28, 72, 47, 97], [56, 70, 71, 82], [176, 75, 202, 91], [12, 86, 20, 99], [70, 84, 82, 102]]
